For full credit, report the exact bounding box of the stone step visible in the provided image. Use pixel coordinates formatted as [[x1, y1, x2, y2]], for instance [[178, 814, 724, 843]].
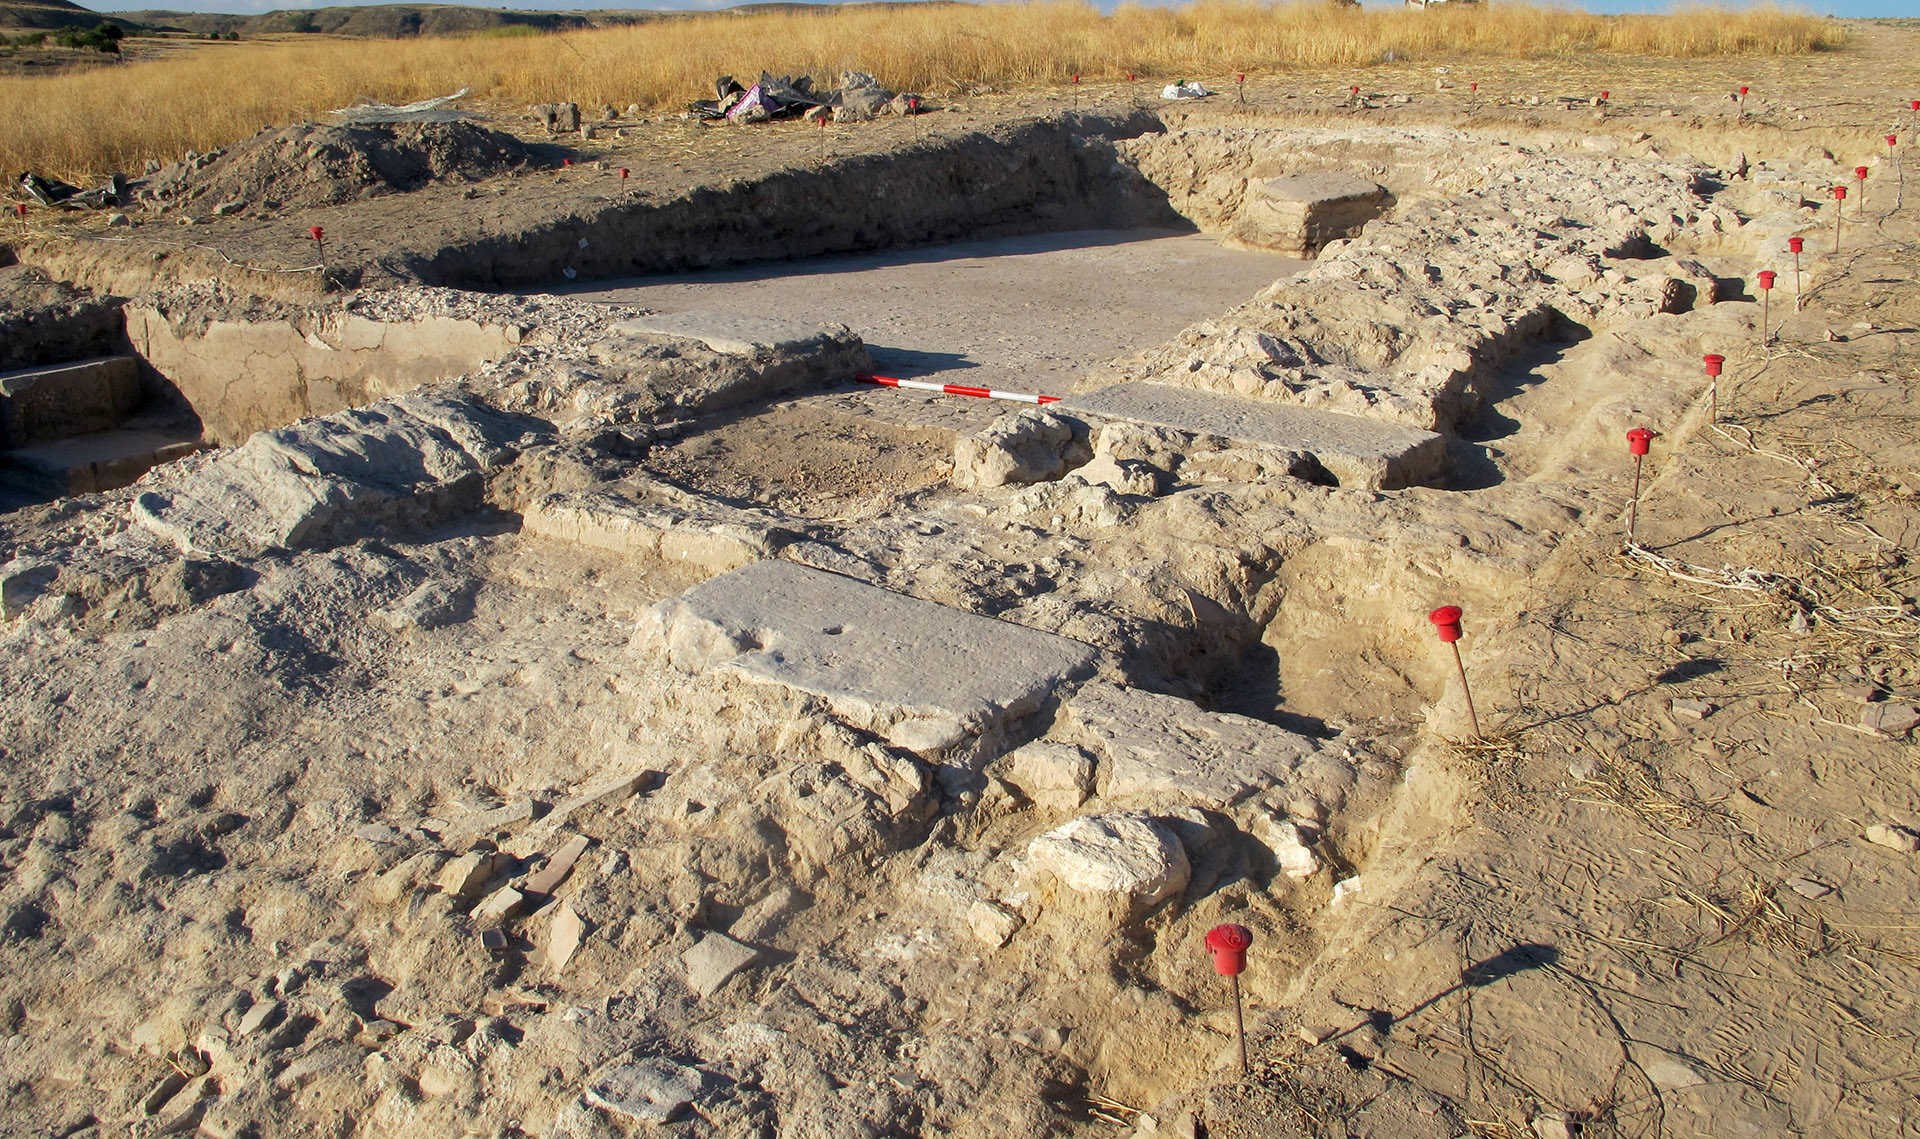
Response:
[[0, 355, 143, 448], [521, 484, 802, 576], [0, 419, 205, 507], [1055, 381, 1446, 490], [639, 560, 1096, 757]]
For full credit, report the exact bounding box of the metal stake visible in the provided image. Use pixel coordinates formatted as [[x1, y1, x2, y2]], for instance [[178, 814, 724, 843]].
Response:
[[1450, 641, 1481, 740], [1231, 973, 1248, 1076], [1628, 453, 1644, 544]]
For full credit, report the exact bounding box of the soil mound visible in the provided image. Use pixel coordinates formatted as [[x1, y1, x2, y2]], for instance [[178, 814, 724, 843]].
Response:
[[137, 120, 538, 213]]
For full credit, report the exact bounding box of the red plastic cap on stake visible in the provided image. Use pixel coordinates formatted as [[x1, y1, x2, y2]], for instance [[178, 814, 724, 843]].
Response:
[[1205, 924, 1253, 976], [14, 203, 25, 217], [1351, 85, 1360, 94], [309, 225, 324, 242], [562, 157, 573, 167], [1470, 82, 1477, 91], [1600, 90, 1610, 100], [1834, 185, 1847, 201], [1740, 85, 1749, 96], [619, 167, 630, 179], [1703, 353, 1725, 377], [1889, 135, 1899, 146], [1788, 236, 1803, 253], [1627, 427, 1653, 456], [1912, 100, 1919, 111], [1429, 605, 1465, 644], [1856, 166, 1869, 179], [1757, 270, 1775, 290]]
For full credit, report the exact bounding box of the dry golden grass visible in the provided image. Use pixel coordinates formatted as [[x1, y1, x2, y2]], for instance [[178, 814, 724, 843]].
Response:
[[0, 1, 1845, 183]]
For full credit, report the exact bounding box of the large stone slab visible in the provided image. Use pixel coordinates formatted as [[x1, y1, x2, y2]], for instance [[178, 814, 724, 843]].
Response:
[[0, 356, 141, 447], [641, 560, 1096, 750], [614, 311, 843, 357], [1, 425, 204, 498], [1063, 682, 1356, 810], [132, 390, 544, 557], [1057, 381, 1445, 490], [1230, 172, 1389, 255]]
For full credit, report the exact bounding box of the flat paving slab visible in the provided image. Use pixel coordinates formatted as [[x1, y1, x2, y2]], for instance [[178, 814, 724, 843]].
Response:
[[1063, 682, 1356, 811], [646, 560, 1096, 748], [613, 311, 841, 356], [1056, 381, 1446, 489]]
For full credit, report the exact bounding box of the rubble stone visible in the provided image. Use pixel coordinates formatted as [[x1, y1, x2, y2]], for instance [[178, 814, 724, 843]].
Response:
[[1026, 813, 1191, 918]]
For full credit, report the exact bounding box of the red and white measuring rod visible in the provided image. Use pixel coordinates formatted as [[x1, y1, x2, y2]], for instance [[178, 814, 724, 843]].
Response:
[[859, 374, 1060, 405]]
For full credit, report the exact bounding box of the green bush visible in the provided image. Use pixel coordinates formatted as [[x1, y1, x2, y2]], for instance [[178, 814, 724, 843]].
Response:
[[54, 23, 124, 54]]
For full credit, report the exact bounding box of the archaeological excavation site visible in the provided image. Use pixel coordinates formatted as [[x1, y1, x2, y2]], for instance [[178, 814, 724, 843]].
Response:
[[5, 24, 1920, 1139]]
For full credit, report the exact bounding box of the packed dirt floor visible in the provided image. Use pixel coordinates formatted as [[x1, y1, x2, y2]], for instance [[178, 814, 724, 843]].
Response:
[[4, 19, 1920, 1139]]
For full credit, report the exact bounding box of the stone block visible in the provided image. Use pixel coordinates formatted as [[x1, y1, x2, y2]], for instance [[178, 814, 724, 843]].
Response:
[[1057, 382, 1446, 490], [614, 311, 841, 357], [0, 356, 141, 447], [1025, 813, 1190, 919], [1231, 172, 1389, 255], [680, 932, 762, 997], [641, 561, 1096, 751], [1065, 682, 1355, 811], [521, 488, 798, 574]]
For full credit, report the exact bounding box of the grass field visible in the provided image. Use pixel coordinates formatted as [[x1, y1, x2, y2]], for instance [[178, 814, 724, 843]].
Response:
[[0, 1, 1846, 184]]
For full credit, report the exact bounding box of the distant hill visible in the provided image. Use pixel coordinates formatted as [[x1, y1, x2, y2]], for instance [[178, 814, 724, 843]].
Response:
[[0, 0, 140, 30], [113, 4, 610, 37], [14, 0, 964, 40]]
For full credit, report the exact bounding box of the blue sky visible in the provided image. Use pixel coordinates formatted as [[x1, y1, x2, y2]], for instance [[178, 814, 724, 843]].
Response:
[[89, 0, 1915, 21]]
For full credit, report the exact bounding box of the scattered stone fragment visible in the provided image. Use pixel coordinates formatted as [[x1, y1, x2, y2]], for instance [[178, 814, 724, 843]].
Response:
[[1865, 823, 1920, 853], [436, 849, 507, 900], [535, 770, 652, 834], [1254, 815, 1322, 879], [1839, 684, 1883, 704], [731, 885, 807, 944], [441, 799, 536, 842], [1859, 703, 1920, 735], [967, 900, 1024, 948], [547, 901, 587, 976], [583, 1057, 710, 1124], [1785, 876, 1834, 899], [1002, 740, 1095, 811], [680, 932, 763, 998], [1669, 697, 1715, 721], [234, 999, 284, 1038], [474, 886, 525, 925], [362, 849, 450, 906], [523, 835, 590, 896], [1026, 814, 1190, 919]]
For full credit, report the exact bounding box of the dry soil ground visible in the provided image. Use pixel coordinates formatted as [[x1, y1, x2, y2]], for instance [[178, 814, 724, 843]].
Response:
[[3, 19, 1920, 1139]]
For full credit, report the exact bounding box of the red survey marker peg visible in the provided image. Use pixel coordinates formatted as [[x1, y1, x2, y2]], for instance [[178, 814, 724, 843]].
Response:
[[1757, 270, 1776, 346], [1832, 185, 1846, 252], [1788, 235, 1804, 303], [1888, 134, 1899, 161], [1429, 606, 1480, 739], [1703, 352, 1725, 421], [619, 167, 629, 179], [1237, 72, 1246, 103], [1626, 427, 1654, 545], [1205, 924, 1254, 1075], [13, 203, 25, 218], [308, 225, 325, 266], [1855, 165, 1868, 209], [1470, 82, 1478, 93], [1600, 89, 1610, 102]]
